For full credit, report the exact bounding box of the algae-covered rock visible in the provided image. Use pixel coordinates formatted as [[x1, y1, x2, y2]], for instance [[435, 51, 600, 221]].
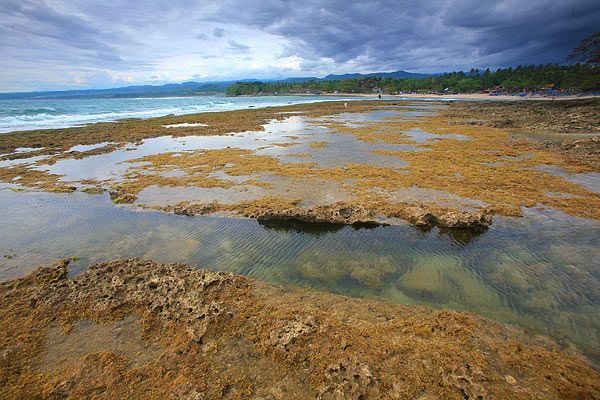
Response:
[[1, 258, 599, 399]]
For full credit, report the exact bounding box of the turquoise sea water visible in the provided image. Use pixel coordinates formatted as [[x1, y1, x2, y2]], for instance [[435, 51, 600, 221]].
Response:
[[0, 95, 363, 133]]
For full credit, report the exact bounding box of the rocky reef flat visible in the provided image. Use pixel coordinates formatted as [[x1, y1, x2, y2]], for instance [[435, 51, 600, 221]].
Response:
[[1, 99, 599, 229], [1, 258, 599, 399]]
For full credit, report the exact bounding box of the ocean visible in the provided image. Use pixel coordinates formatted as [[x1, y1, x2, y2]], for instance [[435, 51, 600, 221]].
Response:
[[0, 95, 361, 133]]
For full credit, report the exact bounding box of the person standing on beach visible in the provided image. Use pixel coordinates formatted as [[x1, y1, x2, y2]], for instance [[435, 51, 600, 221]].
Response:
[[378, 94, 381, 99]]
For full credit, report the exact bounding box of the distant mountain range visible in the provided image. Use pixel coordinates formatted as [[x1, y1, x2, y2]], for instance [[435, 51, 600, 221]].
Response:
[[0, 81, 233, 100], [282, 70, 432, 82], [0, 70, 434, 100]]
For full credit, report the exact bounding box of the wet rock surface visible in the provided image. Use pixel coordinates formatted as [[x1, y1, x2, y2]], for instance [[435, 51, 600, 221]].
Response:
[[388, 204, 493, 228], [452, 98, 600, 135], [1, 258, 599, 399], [541, 136, 600, 170], [163, 200, 493, 229], [108, 187, 137, 204], [247, 202, 379, 226]]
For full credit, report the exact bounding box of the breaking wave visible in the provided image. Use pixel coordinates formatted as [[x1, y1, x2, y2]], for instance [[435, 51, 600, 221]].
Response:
[[0, 96, 352, 133]]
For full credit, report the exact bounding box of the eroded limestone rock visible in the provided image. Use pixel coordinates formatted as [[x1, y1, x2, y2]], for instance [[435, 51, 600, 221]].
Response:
[[3, 258, 598, 399]]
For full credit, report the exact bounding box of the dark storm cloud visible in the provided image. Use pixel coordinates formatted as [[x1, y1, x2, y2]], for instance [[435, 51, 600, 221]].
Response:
[[1, 0, 599, 90], [443, 0, 600, 65], [209, 0, 600, 71], [210, 1, 442, 62]]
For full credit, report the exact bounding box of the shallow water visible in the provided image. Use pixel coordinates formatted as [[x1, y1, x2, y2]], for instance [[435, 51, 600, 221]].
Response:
[[28, 111, 417, 206], [318, 109, 403, 127], [536, 164, 600, 194], [256, 117, 414, 168], [1, 188, 599, 364], [400, 127, 471, 143], [35, 112, 414, 181], [67, 142, 115, 153], [2, 101, 600, 366]]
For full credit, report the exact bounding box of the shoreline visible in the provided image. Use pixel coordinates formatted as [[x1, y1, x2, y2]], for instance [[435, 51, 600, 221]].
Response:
[[321, 92, 600, 101], [233, 92, 600, 101], [3, 93, 598, 135], [0, 95, 361, 134]]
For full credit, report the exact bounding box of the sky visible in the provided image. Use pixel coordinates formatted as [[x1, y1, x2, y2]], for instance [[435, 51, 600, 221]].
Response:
[[0, 0, 598, 92]]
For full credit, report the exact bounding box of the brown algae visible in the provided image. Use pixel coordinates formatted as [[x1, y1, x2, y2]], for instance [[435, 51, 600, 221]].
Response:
[[0, 99, 599, 227], [1, 258, 598, 399]]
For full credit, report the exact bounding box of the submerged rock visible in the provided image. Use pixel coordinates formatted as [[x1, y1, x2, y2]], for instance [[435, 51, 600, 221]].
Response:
[[1, 258, 599, 399]]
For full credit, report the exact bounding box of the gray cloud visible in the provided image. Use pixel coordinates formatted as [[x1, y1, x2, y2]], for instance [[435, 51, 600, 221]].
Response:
[[0, 0, 598, 91], [0, 0, 132, 63], [209, 0, 600, 71], [227, 40, 250, 52], [213, 27, 226, 37]]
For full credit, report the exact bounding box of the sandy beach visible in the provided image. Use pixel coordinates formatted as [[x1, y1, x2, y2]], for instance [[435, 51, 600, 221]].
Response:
[[321, 92, 600, 101]]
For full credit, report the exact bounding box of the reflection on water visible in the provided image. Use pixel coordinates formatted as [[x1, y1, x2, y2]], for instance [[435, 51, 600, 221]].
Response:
[[400, 127, 471, 143], [67, 142, 115, 153], [418, 225, 489, 245], [1, 188, 599, 365], [536, 164, 600, 194], [34, 112, 414, 184], [318, 109, 403, 126], [256, 121, 412, 168], [28, 111, 421, 207], [258, 218, 347, 235]]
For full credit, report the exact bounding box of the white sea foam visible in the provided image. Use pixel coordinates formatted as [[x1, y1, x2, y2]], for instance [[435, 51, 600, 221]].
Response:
[[0, 96, 355, 133], [163, 123, 208, 128], [67, 142, 115, 153]]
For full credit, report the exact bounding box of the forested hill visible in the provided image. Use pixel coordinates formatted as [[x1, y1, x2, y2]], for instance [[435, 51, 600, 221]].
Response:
[[227, 64, 600, 96], [0, 82, 231, 100]]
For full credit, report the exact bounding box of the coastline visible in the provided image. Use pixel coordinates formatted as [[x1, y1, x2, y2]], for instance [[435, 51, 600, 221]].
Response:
[[2, 1, 599, 397], [0, 95, 361, 134], [2, 93, 598, 135], [1, 97, 599, 389], [320, 92, 600, 101]]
